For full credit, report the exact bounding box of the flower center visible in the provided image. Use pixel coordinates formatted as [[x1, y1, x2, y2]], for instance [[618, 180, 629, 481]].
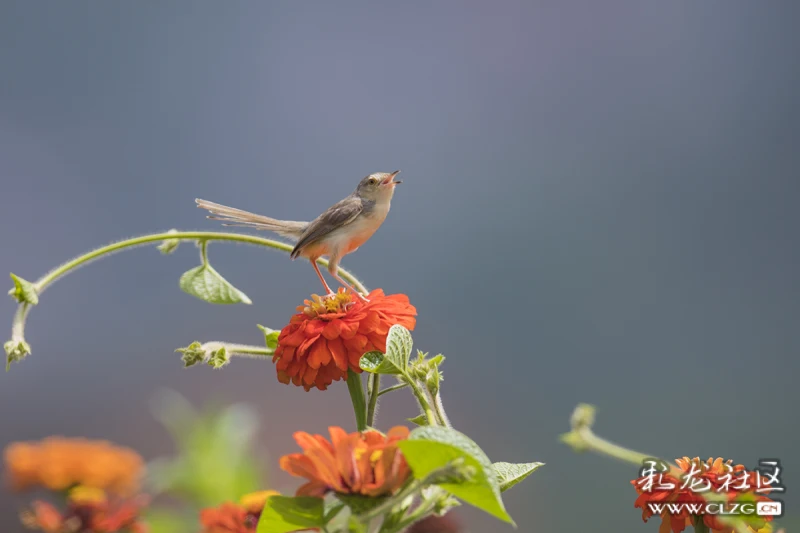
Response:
[[302, 289, 355, 318], [68, 485, 107, 506]]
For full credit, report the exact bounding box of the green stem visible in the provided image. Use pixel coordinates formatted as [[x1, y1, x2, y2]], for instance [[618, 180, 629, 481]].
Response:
[[357, 479, 424, 523], [32, 231, 367, 294], [10, 303, 30, 343], [407, 379, 437, 426], [562, 405, 751, 533], [379, 500, 437, 533], [366, 373, 380, 428], [198, 239, 210, 265], [432, 391, 452, 428], [377, 383, 408, 397], [346, 370, 368, 432], [200, 342, 274, 359]]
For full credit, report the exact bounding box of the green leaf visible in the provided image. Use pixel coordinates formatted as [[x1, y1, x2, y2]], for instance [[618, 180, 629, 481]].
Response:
[[493, 461, 544, 492], [358, 324, 413, 375], [359, 351, 404, 375], [257, 324, 280, 350], [257, 496, 326, 533], [407, 414, 429, 427], [179, 264, 252, 305], [398, 426, 513, 525], [8, 273, 38, 305]]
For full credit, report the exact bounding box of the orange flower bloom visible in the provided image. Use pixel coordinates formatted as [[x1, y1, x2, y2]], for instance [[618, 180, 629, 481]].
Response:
[[20, 486, 148, 533], [280, 426, 411, 497], [273, 288, 416, 391], [632, 457, 775, 533], [200, 491, 278, 533], [4, 437, 144, 495]]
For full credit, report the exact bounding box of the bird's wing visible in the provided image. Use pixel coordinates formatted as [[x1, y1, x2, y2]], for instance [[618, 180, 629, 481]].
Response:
[[291, 196, 363, 258]]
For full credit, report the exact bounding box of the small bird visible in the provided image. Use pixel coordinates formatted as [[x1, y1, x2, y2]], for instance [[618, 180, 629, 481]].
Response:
[[196, 171, 402, 301]]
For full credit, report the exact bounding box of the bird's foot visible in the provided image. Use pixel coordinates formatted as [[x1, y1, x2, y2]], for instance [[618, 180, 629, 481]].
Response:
[[354, 293, 370, 304]]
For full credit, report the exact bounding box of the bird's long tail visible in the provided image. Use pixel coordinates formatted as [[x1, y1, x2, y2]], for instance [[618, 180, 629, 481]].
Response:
[[195, 199, 308, 240]]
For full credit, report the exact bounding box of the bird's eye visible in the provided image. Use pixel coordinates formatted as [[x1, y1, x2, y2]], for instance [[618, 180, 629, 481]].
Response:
[[368, 177, 377, 184]]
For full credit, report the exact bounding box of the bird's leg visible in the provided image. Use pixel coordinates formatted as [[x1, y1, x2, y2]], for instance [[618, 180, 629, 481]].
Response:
[[328, 256, 369, 302], [310, 259, 335, 296]]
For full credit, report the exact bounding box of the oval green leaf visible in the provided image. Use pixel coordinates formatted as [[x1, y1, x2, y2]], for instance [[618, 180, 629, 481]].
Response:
[[179, 264, 252, 305], [359, 351, 403, 375], [358, 324, 413, 375]]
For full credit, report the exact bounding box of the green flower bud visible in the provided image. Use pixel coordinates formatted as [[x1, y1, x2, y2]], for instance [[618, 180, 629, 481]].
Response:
[[5, 339, 32, 370], [176, 342, 205, 367], [157, 229, 181, 255], [207, 347, 229, 369]]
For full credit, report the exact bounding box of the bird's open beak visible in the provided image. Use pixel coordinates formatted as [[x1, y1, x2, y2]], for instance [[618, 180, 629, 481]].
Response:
[[383, 170, 402, 185]]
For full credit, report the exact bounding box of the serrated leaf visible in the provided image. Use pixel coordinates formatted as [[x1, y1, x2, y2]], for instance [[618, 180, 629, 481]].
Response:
[[257, 324, 280, 350], [179, 264, 251, 305], [398, 426, 513, 525], [493, 461, 544, 492], [8, 273, 38, 305], [257, 496, 326, 533], [358, 324, 413, 375]]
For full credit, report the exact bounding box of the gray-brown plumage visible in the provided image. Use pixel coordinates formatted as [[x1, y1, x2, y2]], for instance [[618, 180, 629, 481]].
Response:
[[195, 171, 401, 300]]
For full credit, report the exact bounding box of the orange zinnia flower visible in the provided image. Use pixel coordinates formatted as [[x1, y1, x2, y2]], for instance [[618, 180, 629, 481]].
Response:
[[280, 426, 411, 498], [632, 457, 775, 533], [20, 486, 148, 533], [4, 437, 144, 495], [273, 288, 416, 391], [200, 490, 278, 533]]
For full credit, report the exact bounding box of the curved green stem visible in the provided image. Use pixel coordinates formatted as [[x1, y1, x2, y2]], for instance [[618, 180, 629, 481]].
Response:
[[7, 230, 369, 368], [32, 231, 367, 294], [407, 379, 437, 426], [561, 404, 751, 533], [10, 303, 30, 342], [432, 391, 452, 428], [560, 404, 658, 468]]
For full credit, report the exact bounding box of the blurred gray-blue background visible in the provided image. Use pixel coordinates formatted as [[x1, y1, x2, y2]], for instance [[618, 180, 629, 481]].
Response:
[[1, 1, 798, 531]]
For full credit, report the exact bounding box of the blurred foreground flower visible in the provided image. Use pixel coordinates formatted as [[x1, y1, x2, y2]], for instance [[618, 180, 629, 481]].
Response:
[[280, 426, 411, 497], [199, 490, 277, 533], [632, 456, 774, 533], [274, 288, 416, 390], [20, 485, 148, 533], [4, 437, 144, 495]]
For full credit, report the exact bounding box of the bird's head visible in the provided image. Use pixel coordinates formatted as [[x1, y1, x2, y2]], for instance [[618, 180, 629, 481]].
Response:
[[355, 171, 401, 201]]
